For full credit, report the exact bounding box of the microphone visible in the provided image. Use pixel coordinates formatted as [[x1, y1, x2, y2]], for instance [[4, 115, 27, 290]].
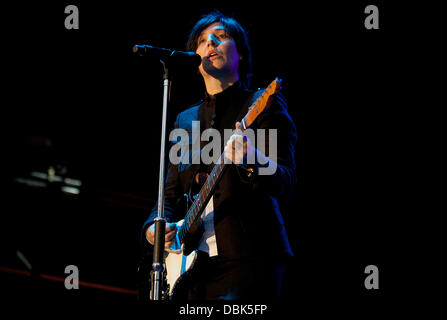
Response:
[[133, 44, 202, 67]]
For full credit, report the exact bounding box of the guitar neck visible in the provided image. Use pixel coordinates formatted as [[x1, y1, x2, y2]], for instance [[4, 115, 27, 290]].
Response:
[[177, 156, 227, 244]]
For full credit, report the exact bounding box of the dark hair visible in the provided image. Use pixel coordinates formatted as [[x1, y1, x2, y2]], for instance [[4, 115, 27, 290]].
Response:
[[186, 11, 253, 87]]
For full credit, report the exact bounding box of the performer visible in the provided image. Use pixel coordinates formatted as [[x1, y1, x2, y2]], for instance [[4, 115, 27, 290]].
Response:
[[142, 10, 297, 300]]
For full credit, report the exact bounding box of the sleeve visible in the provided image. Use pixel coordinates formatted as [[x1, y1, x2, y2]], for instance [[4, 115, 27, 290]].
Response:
[[140, 114, 183, 247], [237, 92, 298, 199]]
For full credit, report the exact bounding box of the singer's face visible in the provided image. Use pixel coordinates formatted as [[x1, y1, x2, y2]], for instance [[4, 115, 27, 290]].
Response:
[[195, 23, 240, 80]]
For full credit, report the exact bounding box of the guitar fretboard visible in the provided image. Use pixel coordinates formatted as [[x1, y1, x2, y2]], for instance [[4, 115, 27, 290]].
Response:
[[177, 157, 226, 243]]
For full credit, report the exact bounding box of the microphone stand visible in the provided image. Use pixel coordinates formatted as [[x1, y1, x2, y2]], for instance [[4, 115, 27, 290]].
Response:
[[150, 59, 170, 300]]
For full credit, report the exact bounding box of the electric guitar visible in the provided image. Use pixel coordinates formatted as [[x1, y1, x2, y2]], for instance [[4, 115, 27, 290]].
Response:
[[163, 78, 282, 300]]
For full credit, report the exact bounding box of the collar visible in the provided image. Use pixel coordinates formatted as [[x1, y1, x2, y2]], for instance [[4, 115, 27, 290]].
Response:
[[204, 81, 245, 102]]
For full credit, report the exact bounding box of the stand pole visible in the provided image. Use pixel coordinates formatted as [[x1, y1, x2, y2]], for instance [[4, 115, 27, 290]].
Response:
[[150, 60, 171, 300]]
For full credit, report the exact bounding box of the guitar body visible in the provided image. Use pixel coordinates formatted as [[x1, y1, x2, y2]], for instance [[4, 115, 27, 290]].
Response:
[[166, 248, 214, 300], [163, 218, 197, 300], [165, 247, 198, 300], [165, 218, 211, 300], [164, 170, 209, 300]]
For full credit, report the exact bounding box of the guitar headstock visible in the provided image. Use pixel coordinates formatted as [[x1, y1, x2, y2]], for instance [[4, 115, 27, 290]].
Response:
[[268, 77, 282, 94], [242, 78, 282, 129]]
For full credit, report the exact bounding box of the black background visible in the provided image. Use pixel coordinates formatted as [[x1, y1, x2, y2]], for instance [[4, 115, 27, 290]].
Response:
[[1, 0, 433, 315]]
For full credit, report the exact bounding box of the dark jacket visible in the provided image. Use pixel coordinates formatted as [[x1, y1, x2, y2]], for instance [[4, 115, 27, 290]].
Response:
[[142, 82, 297, 261]]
